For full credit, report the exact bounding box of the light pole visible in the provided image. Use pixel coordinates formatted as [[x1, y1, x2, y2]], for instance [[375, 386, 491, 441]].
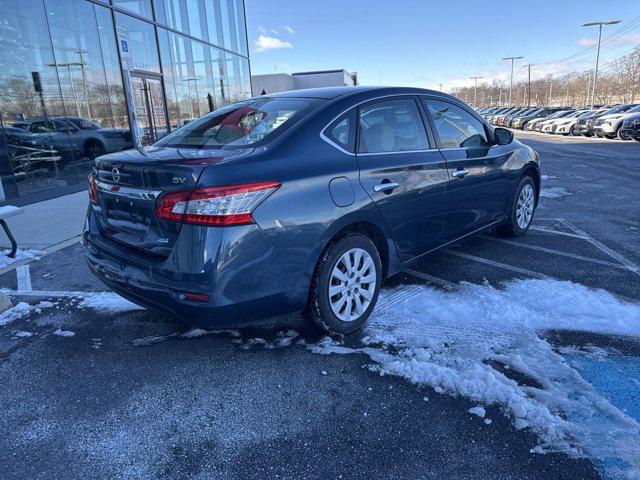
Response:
[[469, 76, 483, 107], [583, 20, 621, 109], [502, 56, 523, 106], [524, 64, 534, 107], [439, 83, 444, 92]]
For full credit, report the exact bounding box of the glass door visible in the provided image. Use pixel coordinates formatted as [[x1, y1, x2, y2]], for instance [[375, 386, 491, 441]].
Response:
[[130, 74, 169, 145]]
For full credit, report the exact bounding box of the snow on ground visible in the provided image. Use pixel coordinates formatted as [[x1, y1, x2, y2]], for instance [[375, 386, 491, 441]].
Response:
[[53, 328, 75, 337], [309, 278, 640, 480], [540, 187, 572, 199], [0, 302, 31, 326], [78, 292, 143, 313], [0, 249, 43, 270]]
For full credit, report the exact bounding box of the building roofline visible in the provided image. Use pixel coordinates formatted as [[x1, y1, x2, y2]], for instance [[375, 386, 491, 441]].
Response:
[[291, 69, 354, 77]]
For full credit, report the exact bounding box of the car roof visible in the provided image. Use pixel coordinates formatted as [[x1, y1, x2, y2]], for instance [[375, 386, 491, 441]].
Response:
[[263, 85, 446, 100]]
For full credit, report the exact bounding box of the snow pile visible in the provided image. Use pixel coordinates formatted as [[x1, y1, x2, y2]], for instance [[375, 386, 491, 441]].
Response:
[[0, 249, 43, 270], [540, 187, 572, 199], [309, 278, 640, 478], [78, 292, 142, 313], [0, 302, 31, 326]]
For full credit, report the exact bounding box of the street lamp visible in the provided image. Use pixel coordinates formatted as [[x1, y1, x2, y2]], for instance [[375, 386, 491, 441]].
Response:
[[502, 56, 523, 106], [469, 76, 483, 107], [582, 20, 621, 110]]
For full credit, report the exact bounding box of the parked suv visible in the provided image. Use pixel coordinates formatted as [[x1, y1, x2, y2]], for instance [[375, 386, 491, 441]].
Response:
[[620, 113, 640, 141], [84, 87, 540, 333], [592, 104, 640, 139]]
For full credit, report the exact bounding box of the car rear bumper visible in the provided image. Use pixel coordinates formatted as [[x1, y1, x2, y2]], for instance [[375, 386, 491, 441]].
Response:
[[83, 207, 311, 328]]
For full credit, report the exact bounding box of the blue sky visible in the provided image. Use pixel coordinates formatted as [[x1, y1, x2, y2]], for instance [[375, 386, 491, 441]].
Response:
[[244, 0, 640, 90]]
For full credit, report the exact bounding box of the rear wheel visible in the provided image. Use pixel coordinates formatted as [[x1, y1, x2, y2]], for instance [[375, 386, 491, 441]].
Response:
[[498, 175, 536, 237], [307, 234, 382, 334]]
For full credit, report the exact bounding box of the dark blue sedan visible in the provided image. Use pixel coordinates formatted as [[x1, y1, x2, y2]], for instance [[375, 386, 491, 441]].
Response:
[[83, 87, 540, 333]]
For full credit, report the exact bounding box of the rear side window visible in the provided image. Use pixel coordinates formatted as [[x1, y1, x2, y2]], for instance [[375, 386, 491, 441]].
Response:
[[324, 109, 356, 152], [358, 98, 428, 153], [424, 99, 489, 149]]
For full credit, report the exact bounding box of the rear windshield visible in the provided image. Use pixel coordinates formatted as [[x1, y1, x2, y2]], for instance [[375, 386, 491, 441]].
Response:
[[155, 98, 318, 149]]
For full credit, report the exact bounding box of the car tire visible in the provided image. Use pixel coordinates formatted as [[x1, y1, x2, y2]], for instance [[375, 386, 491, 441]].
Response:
[[617, 128, 630, 141], [497, 175, 536, 237], [307, 233, 382, 334], [85, 140, 106, 160], [569, 125, 576, 136]]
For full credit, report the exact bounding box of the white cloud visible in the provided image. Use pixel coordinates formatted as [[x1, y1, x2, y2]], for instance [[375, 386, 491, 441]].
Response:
[[253, 34, 293, 53], [282, 25, 295, 34], [258, 26, 279, 35]]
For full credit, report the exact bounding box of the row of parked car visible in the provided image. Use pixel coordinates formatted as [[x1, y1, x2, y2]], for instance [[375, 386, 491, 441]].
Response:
[[477, 104, 640, 141]]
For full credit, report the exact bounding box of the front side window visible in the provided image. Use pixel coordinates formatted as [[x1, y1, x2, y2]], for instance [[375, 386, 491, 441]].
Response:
[[155, 98, 318, 149], [424, 99, 489, 149], [358, 99, 428, 153]]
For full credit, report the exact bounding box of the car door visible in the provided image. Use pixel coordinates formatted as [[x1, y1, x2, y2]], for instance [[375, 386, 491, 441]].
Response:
[[356, 96, 449, 261], [422, 97, 512, 239]]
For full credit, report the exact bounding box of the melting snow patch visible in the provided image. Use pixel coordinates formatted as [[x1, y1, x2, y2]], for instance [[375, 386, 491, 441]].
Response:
[[15, 331, 33, 338], [78, 292, 143, 313], [0, 302, 31, 326], [540, 187, 572, 199], [0, 249, 43, 270], [307, 278, 640, 479], [469, 406, 486, 418], [53, 328, 75, 337]]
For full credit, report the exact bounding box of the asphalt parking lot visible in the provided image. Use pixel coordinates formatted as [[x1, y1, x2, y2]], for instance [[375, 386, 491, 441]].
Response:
[[1, 131, 639, 480]]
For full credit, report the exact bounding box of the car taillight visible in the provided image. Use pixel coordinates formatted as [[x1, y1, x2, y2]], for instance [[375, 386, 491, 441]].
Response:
[[88, 173, 98, 203], [156, 181, 280, 226]]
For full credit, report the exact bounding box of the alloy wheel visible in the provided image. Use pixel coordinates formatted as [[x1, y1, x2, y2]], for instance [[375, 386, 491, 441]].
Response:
[[516, 184, 535, 230], [328, 247, 376, 322]]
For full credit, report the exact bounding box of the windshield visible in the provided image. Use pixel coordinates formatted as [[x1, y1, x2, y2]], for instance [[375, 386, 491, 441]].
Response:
[[626, 105, 640, 114], [155, 98, 317, 149], [603, 104, 636, 115]]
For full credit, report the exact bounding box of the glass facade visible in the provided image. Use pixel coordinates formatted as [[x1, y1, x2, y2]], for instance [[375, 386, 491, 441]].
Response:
[[0, 0, 250, 205]]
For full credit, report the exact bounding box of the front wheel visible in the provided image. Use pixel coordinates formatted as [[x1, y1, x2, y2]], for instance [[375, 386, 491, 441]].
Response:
[[307, 234, 382, 334], [617, 128, 630, 141], [498, 175, 536, 237]]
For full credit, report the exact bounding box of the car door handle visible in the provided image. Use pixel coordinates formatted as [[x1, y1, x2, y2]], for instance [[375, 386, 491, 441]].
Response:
[[451, 169, 469, 179], [373, 182, 400, 193]]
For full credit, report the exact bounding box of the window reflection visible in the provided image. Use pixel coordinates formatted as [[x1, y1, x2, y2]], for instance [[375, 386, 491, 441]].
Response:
[[0, 0, 77, 198], [155, 0, 248, 55], [115, 13, 161, 73], [112, 0, 153, 19], [159, 28, 233, 130], [0, 0, 251, 204]]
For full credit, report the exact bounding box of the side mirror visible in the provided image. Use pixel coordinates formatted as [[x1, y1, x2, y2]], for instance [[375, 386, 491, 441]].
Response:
[[494, 127, 514, 145]]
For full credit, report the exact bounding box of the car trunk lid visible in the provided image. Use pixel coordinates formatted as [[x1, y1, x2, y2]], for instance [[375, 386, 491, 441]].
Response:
[[93, 145, 246, 257]]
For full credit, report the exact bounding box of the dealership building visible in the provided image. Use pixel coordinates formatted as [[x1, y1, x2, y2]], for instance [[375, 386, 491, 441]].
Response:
[[251, 69, 358, 96], [0, 0, 251, 206]]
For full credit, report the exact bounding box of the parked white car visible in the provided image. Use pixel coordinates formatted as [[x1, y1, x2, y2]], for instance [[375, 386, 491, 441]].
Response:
[[536, 110, 575, 133], [553, 110, 592, 135]]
